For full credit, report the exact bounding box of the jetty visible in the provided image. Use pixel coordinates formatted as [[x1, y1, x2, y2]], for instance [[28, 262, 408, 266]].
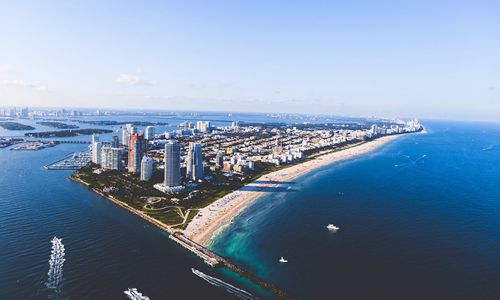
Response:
[[170, 232, 292, 299]]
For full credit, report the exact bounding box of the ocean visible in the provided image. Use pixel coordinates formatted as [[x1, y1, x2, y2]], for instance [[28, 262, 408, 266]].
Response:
[[211, 120, 500, 299], [1, 117, 500, 299]]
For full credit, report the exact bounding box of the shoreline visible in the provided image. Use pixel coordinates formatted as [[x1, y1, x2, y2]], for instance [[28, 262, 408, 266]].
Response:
[[184, 133, 414, 247], [70, 176, 176, 234]]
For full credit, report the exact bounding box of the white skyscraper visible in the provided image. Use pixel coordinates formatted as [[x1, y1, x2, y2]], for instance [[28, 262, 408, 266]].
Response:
[[145, 126, 155, 140], [164, 141, 181, 187], [101, 147, 123, 170], [196, 121, 211, 133], [121, 127, 129, 147], [186, 142, 203, 181], [91, 141, 102, 165], [140, 156, 155, 181]]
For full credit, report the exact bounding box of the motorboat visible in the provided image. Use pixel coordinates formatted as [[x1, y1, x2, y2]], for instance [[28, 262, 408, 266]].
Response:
[[279, 256, 288, 263], [327, 224, 340, 231]]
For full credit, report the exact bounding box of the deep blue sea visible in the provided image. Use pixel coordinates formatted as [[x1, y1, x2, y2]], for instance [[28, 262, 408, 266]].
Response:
[[212, 120, 500, 299], [1, 118, 500, 299]]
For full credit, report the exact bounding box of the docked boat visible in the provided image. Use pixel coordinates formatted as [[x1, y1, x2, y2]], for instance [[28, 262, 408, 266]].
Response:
[[279, 257, 288, 263], [327, 224, 340, 231]]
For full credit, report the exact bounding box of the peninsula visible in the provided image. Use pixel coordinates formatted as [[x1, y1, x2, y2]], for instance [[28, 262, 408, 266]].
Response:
[[69, 118, 422, 298]]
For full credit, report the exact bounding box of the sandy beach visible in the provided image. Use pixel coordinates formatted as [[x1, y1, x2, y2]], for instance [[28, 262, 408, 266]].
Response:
[[184, 134, 407, 246]]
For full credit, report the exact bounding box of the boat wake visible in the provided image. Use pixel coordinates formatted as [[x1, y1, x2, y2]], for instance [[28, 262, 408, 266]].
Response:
[[395, 154, 427, 167], [124, 288, 150, 300], [46, 237, 65, 298], [482, 144, 500, 151], [191, 268, 258, 300]]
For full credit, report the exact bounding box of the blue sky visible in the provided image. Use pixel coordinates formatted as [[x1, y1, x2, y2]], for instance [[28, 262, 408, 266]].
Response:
[[0, 0, 499, 120]]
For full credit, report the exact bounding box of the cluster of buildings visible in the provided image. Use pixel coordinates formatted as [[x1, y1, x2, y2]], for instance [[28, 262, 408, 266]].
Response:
[[91, 123, 205, 194], [0, 107, 29, 118], [0, 107, 112, 119], [89, 118, 421, 195]]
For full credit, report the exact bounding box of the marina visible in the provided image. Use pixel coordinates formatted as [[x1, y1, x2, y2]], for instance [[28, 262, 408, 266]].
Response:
[[44, 152, 91, 170]]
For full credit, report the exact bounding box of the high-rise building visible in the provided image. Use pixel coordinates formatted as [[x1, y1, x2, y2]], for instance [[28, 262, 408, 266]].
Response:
[[91, 141, 102, 165], [128, 134, 147, 173], [111, 135, 119, 148], [164, 141, 181, 187], [196, 121, 211, 133], [215, 152, 224, 168], [140, 156, 155, 181], [8, 107, 16, 117], [91, 134, 99, 144], [126, 124, 137, 135], [20, 107, 29, 118], [121, 127, 130, 147], [145, 126, 155, 140], [186, 142, 204, 181], [101, 147, 123, 170]]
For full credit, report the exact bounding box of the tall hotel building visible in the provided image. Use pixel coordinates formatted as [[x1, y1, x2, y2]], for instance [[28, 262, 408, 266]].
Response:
[[164, 141, 181, 187], [128, 133, 146, 173], [101, 147, 123, 170], [145, 126, 155, 140], [186, 142, 203, 181], [91, 134, 102, 165], [121, 127, 130, 147], [140, 156, 155, 181]]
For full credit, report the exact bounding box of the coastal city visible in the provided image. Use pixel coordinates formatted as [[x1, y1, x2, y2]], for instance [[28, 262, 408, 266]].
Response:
[[2, 106, 422, 235], [2, 3, 498, 299], [0, 106, 423, 297]]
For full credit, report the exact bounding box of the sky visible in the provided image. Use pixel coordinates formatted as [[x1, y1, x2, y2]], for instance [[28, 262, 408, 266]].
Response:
[[0, 0, 499, 121]]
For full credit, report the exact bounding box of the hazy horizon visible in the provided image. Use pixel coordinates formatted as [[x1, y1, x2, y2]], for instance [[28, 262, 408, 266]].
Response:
[[1, 1, 499, 121]]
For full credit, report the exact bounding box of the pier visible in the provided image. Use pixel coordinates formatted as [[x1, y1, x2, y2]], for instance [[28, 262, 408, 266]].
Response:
[[170, 232, 292, 299]]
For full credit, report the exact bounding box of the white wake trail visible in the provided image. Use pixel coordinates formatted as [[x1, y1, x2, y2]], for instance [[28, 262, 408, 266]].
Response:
[[192, 268, 258, 300], [46, 237, 65, 290], [124, 288, 150, 300]]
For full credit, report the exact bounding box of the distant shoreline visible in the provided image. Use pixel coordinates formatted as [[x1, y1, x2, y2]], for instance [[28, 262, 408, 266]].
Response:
[[184, 131, 423, 247]]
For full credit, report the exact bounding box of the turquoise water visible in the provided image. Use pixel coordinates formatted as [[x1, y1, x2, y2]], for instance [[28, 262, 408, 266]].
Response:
[[211, 120, 500, 299]]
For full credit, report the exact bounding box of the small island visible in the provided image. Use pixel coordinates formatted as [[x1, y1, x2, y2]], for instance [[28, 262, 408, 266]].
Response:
[[76, 120, 168, 126], [25, 128, 112, 138], [37, 121, 79, 129], [0, 122, 35, 131]]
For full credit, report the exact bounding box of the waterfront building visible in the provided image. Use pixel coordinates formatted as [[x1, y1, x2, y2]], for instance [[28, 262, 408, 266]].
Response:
[[140, 156, 155, 181], [145, 126, 155, 140], [128, 134, 147, 173], [111, 135, 119, 148], [371, 124, 378, 136], [121, 127, 130, 147], [20, 107, 28, 118], [164, 140, 181, 187], [186, 142, 203, 181], [101, 147, 123, 170], [91, 134, 99, 144], [196, 121, 211, 133], [126, 124, 137, 134], [91, 141, 102, 165], [8, 107, 16, 117]]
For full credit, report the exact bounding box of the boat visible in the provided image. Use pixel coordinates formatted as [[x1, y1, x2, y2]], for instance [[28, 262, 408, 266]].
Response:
[[279, 257, 288, 263], [327, 224, 340, 231]]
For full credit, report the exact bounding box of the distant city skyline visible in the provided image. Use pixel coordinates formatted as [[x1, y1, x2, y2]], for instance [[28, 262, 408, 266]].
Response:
[[0, 1, 499, 121]]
